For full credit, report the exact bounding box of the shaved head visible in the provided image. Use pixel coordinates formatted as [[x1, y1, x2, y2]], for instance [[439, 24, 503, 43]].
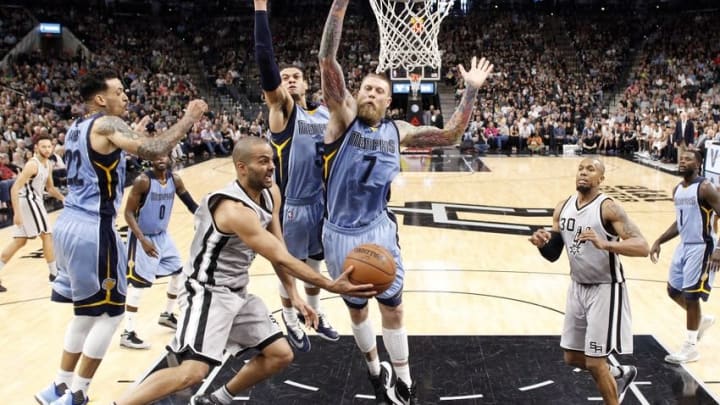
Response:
[[233, 137, 270, 164], [580, 157, 605, 175]]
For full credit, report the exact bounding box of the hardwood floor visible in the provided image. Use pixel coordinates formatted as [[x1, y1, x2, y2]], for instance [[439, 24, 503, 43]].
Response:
[[1, 155, 717, 404]]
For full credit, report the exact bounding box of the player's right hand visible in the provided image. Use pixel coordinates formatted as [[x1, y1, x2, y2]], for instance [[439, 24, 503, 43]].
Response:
[[329, 265, 377, 297], [649, 241, 661, 263], [528, 228, 552, 247], [13, 213, 21, 227], [185, 100, 209, 122]]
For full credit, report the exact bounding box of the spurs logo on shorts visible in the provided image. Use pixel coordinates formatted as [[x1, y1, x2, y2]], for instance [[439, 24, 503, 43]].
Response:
[[589, 341, 604, 353]]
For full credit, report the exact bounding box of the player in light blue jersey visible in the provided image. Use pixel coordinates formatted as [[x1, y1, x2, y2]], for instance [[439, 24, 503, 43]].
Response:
[[120, 154, 198, 350], [35, 69, 207, 405], [651, 150, 720, 365], [255, 0, 338, 352], [319, 2, 493, 403]]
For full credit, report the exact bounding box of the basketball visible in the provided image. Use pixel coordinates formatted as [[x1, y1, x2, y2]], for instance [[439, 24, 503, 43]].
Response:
[[343, 243, 397, 294]]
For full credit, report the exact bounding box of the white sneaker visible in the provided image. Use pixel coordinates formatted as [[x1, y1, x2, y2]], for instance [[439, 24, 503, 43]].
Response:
[[664, 341, 699, 364], [698, 315, 715, 342], [120, 330, 151, 349]]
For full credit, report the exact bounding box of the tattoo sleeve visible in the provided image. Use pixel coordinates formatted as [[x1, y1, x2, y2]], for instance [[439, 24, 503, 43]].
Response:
[[400, 84, 479, 147], [136, 116, 194, 160], [318, 0, 349, 106], [95, 116, 141, 140]]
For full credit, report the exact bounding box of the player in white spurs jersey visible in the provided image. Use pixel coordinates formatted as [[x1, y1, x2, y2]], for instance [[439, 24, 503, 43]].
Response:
[[115, 137, 374, 405], [651, 150, 720, 365], [0, 135, 64, 291], [530, 158, 649, 405]]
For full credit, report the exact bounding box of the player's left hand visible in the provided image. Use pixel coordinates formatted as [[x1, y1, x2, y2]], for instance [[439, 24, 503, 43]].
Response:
[[291, 297, 318, 329], [577, 228, 606, 250], [708, 248, 720, 272], [458, 56, 494, 89], [13, 212, 22, 227]]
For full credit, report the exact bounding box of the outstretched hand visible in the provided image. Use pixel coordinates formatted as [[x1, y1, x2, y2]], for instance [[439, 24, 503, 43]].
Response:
[[328, 265, 377, 297], [458, 57, 494, 89]]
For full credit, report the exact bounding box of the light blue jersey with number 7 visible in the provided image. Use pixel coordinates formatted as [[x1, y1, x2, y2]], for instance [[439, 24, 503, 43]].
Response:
[[322, 118, 400, 228]]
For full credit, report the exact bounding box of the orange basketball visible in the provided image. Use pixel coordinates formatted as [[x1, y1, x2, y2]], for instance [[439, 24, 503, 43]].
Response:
[[343, 243, 397, 294]]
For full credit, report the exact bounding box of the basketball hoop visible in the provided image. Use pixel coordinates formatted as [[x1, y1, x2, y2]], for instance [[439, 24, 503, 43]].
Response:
[[370, 0, 454, 75], [409, 72, 422, 97]]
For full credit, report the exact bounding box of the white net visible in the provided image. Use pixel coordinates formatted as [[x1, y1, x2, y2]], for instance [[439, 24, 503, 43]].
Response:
[[370, 0, 454, 75]]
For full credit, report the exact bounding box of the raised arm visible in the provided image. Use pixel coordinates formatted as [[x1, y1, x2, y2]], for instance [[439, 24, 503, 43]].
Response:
[[254, 0, 294, 131], [397, 57, 494, 147], [318, 0, 356, 141], [94, 99, 207, 160]]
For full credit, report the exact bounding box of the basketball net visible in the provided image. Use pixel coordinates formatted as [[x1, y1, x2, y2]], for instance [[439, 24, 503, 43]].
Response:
[[370, 0, 454, 74]]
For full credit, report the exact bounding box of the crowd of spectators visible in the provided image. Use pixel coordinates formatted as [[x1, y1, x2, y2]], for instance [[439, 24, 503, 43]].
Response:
[[1, 3, 720, 212]]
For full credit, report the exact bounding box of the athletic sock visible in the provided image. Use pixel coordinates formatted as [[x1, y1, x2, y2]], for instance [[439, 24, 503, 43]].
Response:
[[211, 385, 234, 404], [48, 261, 57, 277], [55, 369, 74, 390], [307, 293, 320, 312], [367, 356, 381, 377], [282, 307, 299, 325], [70, 375, 91, 400]]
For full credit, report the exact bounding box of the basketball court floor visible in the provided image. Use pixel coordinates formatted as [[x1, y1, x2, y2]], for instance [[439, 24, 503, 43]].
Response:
[[1, 152, 718, 404]]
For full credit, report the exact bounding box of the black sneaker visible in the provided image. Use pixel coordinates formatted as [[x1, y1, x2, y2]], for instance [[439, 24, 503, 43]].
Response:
[[388, 378, 419, 405], [369, 361, 395, 404], [158, 312, 178, 329], [615, 365, 637, 403], [190, 393, 223, 405], [0, 281, 6, 292], [298, 312, 340, 341], [282, 313, 310, 352]]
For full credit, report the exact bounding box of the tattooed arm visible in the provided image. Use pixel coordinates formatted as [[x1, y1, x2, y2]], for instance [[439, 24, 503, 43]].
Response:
[[398, 57, 494, 147], [93, 99, 207, 160], [318, 0, 355, 143], [586, 199, 649, 257]]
